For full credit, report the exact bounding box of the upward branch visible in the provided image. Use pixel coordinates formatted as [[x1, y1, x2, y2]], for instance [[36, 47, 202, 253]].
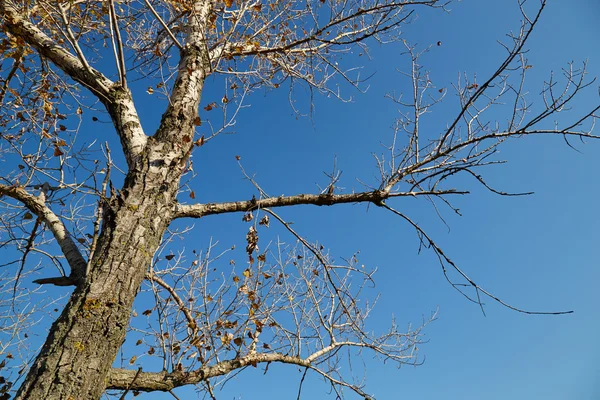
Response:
[[0, 0, 147, 168], [0, 0, 111, 98]]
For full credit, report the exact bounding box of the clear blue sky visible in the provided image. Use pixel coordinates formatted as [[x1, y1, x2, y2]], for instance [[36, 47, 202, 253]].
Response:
[[7, 1, 600, 399]]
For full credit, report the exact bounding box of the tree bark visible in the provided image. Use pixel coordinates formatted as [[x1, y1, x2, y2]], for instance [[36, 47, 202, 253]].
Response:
[[15, 145, 181, 399], [12, 1, 212, 395]]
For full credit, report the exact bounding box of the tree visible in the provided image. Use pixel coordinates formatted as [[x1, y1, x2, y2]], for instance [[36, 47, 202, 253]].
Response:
[[0, 0, 597, 399]]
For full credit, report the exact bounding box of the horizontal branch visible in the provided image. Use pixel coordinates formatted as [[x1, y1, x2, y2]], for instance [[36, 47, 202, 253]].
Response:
[[173, 189, 467, 220], [0, 184, 87, 283], [107, 352, 310, 392]]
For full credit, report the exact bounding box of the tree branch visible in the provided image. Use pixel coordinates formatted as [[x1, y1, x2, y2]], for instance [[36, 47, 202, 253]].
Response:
[[0, 0, 111, 99], [107, 353, 310, 392], [0, 0, 148, 168], [0, 184, 86, 284], [173, 189, 467, 220]]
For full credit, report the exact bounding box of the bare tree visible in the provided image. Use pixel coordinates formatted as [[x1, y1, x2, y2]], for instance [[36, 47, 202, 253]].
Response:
[[0, 0, 597, 399]]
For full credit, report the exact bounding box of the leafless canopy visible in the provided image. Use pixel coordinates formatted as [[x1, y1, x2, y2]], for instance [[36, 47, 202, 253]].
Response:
[[0, 0, 597, 399]]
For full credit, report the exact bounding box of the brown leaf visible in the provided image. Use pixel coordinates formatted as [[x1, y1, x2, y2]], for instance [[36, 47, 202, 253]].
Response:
[[136, 340, 143, 346], [195, 135, 205, 147], [182, 135, 191, 143], [142, 309, 152, 316], [53, 146, 64, 157], [222, 94, 229, 104], [194, 116, 202, 126], [76, 106, 83, 115], [259, 215, 270, 227], [23, 212, 33, 220], [148, 347, 155, 355], [235, 155, 241, 161], [224, 0, 234, 7], [242, 212, 253, 222], [189, 191, 196, 199], [165, 254, 175, 260], [77, 238, 86, 244], [129, 356, 137, 365], [233, 337, 243, 346]]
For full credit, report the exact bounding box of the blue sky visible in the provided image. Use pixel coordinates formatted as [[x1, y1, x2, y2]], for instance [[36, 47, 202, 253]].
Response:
[[3, 1, 599, 399]]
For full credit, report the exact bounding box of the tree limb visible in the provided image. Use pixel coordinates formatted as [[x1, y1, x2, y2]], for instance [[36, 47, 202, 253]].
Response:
[[0, 0, 111, 99], [0, 0, 148, 168], [107, 352, 310, 392], [173, 189, 467, 220], [0, 184, 86, 284]]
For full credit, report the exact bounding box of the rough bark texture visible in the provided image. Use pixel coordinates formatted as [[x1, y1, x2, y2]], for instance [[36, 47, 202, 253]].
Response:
[[9, 1, 211, 396], [15, 123, 200, 400]]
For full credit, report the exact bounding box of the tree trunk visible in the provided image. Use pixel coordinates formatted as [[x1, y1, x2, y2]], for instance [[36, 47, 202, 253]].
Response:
[[15, 61, 208, 399], [8, 1, 212, 397], [15, 156, 180, 399]]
